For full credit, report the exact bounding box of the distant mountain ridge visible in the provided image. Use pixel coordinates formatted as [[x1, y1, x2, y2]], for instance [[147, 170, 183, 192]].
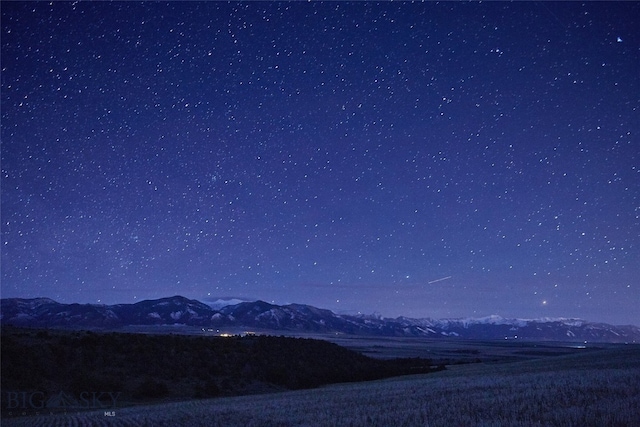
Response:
[[1, 296, 639, 343]]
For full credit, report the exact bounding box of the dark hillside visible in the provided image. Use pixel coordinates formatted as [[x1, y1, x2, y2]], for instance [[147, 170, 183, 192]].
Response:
[[1, 327, 443, 408]]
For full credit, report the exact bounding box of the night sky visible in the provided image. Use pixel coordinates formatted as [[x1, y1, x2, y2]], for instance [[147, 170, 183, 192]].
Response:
[[2, 2, 638, 325]]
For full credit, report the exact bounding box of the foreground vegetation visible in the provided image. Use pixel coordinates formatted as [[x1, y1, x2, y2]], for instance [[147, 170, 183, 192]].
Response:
[[1, 327, 441, 405], [4, 347, 639, 426], [3, 332, 638, 426]]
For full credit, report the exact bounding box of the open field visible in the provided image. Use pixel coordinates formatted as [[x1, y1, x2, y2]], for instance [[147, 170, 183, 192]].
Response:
[[312, 333, 606, 362], [4, 344, 639, 426], [116, 324, 613, 362]]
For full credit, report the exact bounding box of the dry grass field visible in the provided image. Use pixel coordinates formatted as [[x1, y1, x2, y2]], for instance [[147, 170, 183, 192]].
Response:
[[4, 344, 639, 426]]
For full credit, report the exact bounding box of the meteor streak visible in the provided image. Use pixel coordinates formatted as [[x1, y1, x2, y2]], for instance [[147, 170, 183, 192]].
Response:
[[428, 276, 452, 284]]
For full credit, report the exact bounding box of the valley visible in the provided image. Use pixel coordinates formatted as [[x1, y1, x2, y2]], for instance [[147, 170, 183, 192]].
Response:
[[3, 335, 638, 426]]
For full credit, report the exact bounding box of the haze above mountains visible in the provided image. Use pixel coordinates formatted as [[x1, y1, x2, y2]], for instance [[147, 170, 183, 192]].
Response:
[[1, 295, 638, 344]]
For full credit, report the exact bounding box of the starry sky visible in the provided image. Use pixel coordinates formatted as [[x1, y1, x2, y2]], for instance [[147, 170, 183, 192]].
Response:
[[1, 2, 638, 325]]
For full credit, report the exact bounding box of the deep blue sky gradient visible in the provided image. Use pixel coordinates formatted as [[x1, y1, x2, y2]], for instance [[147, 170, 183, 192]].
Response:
[[2, 2, 638, 324]]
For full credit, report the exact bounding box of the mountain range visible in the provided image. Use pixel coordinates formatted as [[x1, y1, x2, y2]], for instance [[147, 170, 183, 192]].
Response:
[[1, 295, 638, 343]]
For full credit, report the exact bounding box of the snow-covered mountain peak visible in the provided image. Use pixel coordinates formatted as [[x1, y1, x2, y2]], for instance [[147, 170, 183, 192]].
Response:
[[204, 298, 251, 310]]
